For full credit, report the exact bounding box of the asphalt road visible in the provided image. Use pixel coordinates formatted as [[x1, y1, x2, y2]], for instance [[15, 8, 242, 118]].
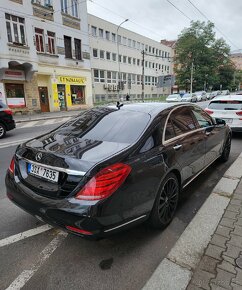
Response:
[[0, 102, 242, 290]]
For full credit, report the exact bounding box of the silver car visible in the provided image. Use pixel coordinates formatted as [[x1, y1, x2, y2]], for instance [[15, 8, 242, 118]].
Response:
[[166, 94, 182, 102], [181, 93, 197, 102]]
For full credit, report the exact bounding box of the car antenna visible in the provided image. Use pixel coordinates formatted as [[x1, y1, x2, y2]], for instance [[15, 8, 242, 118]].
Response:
[[116, 101, 123, 110]]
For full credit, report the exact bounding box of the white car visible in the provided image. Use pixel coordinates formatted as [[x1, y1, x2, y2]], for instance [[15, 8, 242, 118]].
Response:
[[220, 90, 230, 96], [166, 94, 182, 102], [181, 93, 197, 102], [205, 95, 242, 132], [194, 91, 207, 101]]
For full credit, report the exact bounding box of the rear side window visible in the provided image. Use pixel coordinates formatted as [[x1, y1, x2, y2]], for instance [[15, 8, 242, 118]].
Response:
[[208, 100, 242, 110], [55, 107, 150, 144]]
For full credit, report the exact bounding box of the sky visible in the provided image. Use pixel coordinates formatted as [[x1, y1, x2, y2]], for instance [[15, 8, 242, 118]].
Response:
[[87, 0, 242, 53]]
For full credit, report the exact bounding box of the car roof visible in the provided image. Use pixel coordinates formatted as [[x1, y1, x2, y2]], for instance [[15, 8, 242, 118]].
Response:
[[211, 94, 242, 101], [108, 102, 196, 116]]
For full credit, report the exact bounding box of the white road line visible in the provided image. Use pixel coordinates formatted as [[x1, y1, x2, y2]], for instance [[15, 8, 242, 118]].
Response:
[[0, 225, 52, 248], [5, 231, 67, 290], [0, 138, 31, 149], [17, 121, 39, 129]]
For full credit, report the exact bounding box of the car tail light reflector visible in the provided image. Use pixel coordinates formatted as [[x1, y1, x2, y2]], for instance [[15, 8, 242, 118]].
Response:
[[236, 111, 242, 116], [66, 226, 93, 235], [75, 163, 132, 201], [9, 157, 15, 174], [205, 109, 214, 115], [4, 109, 13, 115]]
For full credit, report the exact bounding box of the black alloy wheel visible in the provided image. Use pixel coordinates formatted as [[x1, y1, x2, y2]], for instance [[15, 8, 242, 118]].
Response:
[[220, 135, 231, 162], [149, 173, 180, 229], [0, 123, 6, 139]]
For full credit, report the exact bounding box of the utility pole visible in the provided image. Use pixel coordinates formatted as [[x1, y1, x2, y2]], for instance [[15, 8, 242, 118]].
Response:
[[190, 62, 194, 94], [141, 50, 145, 102]]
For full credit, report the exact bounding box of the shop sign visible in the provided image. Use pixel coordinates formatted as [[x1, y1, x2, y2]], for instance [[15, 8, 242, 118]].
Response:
[[57, 76, 86, 85], [0, 83, 7, 104], [7, 98, 25, 108], [3, 70, 25, 81]]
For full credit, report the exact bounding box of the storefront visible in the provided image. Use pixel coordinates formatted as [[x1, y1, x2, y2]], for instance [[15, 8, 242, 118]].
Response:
[[52, 76, 87, 111]]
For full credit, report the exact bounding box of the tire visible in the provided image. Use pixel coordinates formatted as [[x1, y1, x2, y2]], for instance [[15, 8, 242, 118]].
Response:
[[220, 134, 231, 162], [148, 173, 180, 229], [0, 123, 6, 139]]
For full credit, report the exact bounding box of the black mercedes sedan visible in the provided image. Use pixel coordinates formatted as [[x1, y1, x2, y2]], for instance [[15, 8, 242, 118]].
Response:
[[5, 103, 231, 238]]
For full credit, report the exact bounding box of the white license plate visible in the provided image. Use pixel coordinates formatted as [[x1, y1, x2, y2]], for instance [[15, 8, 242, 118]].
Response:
[[28, 163, 59, 183], [222, 118, 233, 124]]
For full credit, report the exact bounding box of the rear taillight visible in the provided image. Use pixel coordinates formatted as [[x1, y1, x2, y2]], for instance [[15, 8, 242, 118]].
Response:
[[236, 111, 242, 116], [4, 109, 13, 115], [9, 157, 15, 174], [205, 109, 214, 115], [75, 163, 132, 201], [66, 226, 93, 235]]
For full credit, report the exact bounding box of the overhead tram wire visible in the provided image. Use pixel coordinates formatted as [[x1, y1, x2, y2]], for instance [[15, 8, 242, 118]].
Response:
[[186, 0, 240, 50], [165, 0, 192, 21]]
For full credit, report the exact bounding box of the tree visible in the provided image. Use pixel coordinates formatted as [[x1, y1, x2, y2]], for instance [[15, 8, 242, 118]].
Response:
[[174, 21, 235, 92]]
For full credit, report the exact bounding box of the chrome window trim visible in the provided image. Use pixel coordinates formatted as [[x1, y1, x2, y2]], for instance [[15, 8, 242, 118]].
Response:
[[104, 215, 147, 233], [162, 105, 208, 145], [16, 155, 86, 176]]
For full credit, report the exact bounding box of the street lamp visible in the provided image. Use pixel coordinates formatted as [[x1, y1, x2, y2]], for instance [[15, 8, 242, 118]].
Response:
[[117, 19, 129, 100]]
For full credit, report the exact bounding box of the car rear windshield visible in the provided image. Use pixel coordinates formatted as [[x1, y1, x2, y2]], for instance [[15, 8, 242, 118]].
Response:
[[167, 94, 179, 98], [55, 107, 151, 144], [208, 100, 242, 110]]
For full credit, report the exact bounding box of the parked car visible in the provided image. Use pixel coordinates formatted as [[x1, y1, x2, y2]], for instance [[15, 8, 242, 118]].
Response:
[[0, 101, 15, 138], [205, 95, 242, 132], [181, 93, 197, 102], [220, 90, 230, 96], [166, 94, 182, 102], [6, 103, 231, 239], [194, 91, 207, 102], [209, 91, 221, 100]]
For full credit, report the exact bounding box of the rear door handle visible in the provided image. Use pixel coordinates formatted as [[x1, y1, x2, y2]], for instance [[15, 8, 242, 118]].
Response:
[[173, 144, 182, 151]]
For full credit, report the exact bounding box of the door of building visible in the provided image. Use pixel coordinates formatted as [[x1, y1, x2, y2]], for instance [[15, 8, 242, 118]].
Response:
[[57, 84, 67, 111], [38, 87, 50, 112]]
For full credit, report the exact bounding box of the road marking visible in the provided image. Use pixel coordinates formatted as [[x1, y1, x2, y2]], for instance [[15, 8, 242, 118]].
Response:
[[0, 225, 52, 248], [17, 121, 39, 129], [0, 138, 31, 149], [5, 231, 67, 290], [16, 117, 71, 129]]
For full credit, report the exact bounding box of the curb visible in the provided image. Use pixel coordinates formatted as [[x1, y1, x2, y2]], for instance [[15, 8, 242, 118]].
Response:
[[143, 152, 242, 290]]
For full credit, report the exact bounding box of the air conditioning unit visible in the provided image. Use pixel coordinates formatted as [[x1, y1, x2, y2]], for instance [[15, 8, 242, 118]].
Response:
[[103, 83, 108, 89], [108, 84, 113, 91]]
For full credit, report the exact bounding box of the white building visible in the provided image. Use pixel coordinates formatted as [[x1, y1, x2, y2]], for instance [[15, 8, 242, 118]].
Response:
[[0, 0, 92, 113], [88, 14, 174, 103]]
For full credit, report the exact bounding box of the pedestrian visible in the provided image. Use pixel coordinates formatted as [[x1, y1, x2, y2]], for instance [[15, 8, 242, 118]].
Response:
[[126, 94, 130, 101]]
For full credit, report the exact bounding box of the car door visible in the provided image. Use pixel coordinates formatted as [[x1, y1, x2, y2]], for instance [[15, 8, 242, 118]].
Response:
[[191, 106, 225, 166], [163, 106, 206, 184]]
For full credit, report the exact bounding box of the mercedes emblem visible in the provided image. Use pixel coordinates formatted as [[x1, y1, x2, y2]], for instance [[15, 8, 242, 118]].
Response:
[[35, 152, 43, 162]]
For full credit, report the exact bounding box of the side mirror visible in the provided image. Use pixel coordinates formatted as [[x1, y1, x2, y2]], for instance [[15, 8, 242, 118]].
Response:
[[215, 118, 226, 126]]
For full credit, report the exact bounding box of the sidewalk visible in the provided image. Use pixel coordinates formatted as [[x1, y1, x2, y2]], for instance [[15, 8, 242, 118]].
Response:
[[143, 153, 242, 290], [14, 109, 82, 123]]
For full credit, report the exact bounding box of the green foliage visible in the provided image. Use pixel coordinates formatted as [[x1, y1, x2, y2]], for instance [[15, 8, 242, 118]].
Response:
[[175, 21, 236, 91]]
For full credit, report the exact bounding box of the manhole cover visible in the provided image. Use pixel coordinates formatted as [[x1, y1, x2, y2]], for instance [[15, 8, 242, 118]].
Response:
[[236, 257, 242, 268]]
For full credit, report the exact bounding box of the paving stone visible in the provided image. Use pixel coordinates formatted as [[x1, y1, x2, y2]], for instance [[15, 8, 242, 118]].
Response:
[[231, 283, 242, 290], [232, 268, 242, 286], [222, 255, 236, 266], [228, 234, 242, 248], [235, 218, 242, 227], [224, 158, 242, 179], [217, 260, 237, 274], [186, 284, 203, 290], [213, 177, 239, 197], [232, 226, 242, 238], [210, 284, 229, 290], [211, 268, 235, 289], [224, 211, 239, 220], [220, 217, 236, 229], [198, 255, 220, 274], [206, 244, 224, 260], [232, 194, 242, 201], [211, 234, 228, 249], [223, 244, 242, 259], [190, 269, 215, 289], [216, 225, 232, 238], [230, 199, 242, 206], [227, 205, 241, 213], [234, 180, 242, 195]]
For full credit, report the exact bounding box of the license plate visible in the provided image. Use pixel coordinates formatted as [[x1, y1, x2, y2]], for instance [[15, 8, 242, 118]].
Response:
[[27, 163, 59, 183], [222, 118, 233, 124]]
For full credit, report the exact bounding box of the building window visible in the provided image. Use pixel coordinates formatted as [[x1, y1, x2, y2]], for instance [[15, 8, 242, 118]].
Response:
[[61, 0, 68, 13], [133, 58, 136, 65], [132, 40, 136, 48], [64, 35, 72, 58], [119, 55, 122, 62], [93, 48, 98, 58], [94, 69, 105, 83], [132, 74, 136, 84], [128, 38, 131, 47], [100, 50, 105, 59], [107, 71, 117, 83], [71, 0, 78, 17], [112, 53, 116, 61], [5, 83, 25, 108], [5, 13, 26, 45], [105, 31, 110, 40], [128, 57, 131, 64], [145, 61, 148, 68], [117, 35, 121, 44], [44, 0, 52, 6], [111, 33, 116, 42], [122, 73, 127, 82], [71, 85, 85, 105], [35, 28, 44, 52], [137, 75, 141, 85], [47, 31, 55, 54], [141, 43, 144, 50], [91, 26, 97, 37], [123, 56, 127, 63], [137, 42, 140, 49], [74, 38, 82, 60], [123, 37, 127, 45], [137, 59, 140, 66], [106, 51, 111, 60], [99, 28, 103, 38]]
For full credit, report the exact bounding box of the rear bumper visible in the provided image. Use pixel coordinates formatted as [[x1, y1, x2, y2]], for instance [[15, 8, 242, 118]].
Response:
[[6, 120, 15, 131], [5, 171, 147, 239]]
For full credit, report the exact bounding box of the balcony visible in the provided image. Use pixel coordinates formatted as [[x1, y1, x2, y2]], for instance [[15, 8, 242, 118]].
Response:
[[61, 13, 80, 30], [32, 1, 54, 21]]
